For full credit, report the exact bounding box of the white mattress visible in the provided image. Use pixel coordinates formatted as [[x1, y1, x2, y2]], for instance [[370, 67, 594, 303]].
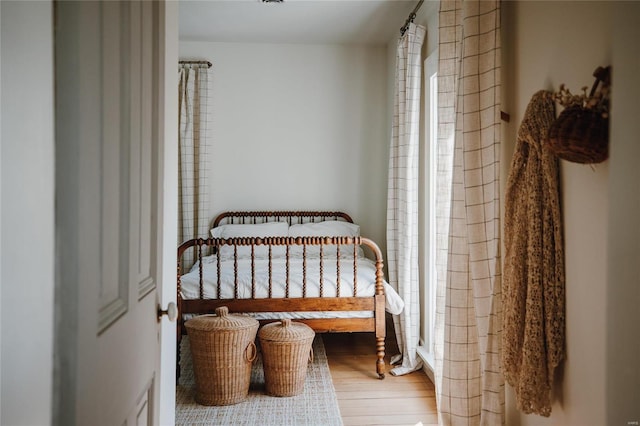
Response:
[[180, 255, 404, 317]]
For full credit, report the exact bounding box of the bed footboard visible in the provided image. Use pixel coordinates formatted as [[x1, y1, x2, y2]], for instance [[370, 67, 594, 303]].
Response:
[[176, 213, 388, 380]]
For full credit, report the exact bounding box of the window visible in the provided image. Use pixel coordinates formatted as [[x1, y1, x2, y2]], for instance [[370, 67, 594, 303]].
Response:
[[418, 51, 438, 374]]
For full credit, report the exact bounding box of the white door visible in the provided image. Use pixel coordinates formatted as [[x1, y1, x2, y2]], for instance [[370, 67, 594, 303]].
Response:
[[54, 1, 177, 424]]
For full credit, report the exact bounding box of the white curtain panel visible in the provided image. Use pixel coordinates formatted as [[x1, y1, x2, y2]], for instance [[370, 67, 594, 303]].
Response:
[[178, 64, 212, 270], [386, 22, 426, 377], [434, 1, 504, 425]]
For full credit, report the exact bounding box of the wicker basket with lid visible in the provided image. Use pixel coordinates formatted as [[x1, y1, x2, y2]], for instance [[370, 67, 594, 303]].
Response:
[[258, 318, 315, 397], [184, 306, 259, 406]]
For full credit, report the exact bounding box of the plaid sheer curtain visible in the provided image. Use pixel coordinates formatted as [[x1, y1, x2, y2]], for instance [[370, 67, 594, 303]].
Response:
[[434, 1, 504, 424], [386, 22, 426, 376], [178, 64, 212, 270]]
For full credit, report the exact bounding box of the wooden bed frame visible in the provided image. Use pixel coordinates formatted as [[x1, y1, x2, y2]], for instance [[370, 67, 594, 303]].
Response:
[[176, 211, 387, 379]]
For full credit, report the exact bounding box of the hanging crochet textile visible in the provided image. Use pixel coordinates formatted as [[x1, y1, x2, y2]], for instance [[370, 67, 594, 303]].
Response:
[[502, 90, 566, 417]]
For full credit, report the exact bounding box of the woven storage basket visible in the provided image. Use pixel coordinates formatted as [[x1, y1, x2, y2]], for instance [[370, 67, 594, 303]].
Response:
[[184, 306, 259, 406], [258, 319, 315, 397], [547, 104, 609, 163]]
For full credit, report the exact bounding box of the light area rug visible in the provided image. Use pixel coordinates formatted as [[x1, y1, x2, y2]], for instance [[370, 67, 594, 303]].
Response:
[[176, 335, 343, 426]]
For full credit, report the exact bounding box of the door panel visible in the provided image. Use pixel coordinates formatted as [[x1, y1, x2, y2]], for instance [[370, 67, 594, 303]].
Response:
[[130, 378, 153, 426], [99, 0, 130, 333], [136, 0, 157, 301], [55, 1, 164, 424]]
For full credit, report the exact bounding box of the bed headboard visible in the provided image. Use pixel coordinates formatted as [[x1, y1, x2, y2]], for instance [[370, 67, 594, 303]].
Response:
[[212, 211, 353, 228]]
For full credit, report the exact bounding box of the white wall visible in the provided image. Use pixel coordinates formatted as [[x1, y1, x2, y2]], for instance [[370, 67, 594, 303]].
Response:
[[179, 41, 389, 247], [503, 1, 639, 424], [0, 1, 55, 425], [415, 2, 440, 58], [606, 3, 640, 424]]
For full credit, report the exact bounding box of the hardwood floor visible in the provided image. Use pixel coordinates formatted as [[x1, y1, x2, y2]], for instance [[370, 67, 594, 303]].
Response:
[[323, 332, 438, 426]]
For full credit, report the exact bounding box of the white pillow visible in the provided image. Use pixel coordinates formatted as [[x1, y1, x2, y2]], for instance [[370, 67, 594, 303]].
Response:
[[288, 220, 360, 238], [210, 221, 289, 259], [288, 220, 363, 258]]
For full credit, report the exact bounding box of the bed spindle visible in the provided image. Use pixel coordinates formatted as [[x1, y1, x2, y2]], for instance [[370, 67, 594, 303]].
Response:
[[319, 239, 324, 297], [336, 241, 341, 297], [198, 239, 204, 299], [353, 238, 358, 296], [251, 243, 256, 299], [285, 240, 290, 298], [302, 242, 307, 298], [268, 243, 273, 298], [177, 261, 182, 304], [216, 240, 221, 299], [233, 243, 239, 299]]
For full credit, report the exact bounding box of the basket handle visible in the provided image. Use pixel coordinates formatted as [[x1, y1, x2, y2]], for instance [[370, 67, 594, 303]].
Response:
[[245, 340, 257, 363], [308, 346, 314, 365]]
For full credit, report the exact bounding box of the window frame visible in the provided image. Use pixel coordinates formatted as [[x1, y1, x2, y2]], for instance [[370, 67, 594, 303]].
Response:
[[418, 51, 438, 378]]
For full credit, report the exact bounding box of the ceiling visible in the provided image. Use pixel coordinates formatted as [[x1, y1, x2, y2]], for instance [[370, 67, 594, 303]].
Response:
[[179, 0, 429, 46]]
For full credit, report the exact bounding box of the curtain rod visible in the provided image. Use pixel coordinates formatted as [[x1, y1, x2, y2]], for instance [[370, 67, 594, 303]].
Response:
[[179, 60, 212, 69], [400, 0, 424, 36]]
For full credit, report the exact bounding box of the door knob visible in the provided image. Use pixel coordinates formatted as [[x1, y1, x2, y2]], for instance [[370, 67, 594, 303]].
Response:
[[157, 302, 178, 322]]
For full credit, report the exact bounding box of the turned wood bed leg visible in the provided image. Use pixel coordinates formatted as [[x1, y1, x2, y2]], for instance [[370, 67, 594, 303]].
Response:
[[376, 336, 386, 379]]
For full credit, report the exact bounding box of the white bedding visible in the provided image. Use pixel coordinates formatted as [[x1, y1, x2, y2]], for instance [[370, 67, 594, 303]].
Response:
[[180, 255, 404, 317]]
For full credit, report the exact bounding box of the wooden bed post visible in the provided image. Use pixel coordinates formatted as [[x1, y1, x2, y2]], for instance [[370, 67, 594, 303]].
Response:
[[375, 294, 386, 379], [176, 240, 192, 382], [363, 237, 387, 379]]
